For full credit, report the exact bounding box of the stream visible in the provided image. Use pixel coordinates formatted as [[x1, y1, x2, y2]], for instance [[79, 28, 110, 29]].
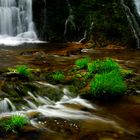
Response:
[[0, 43, 140, 140]]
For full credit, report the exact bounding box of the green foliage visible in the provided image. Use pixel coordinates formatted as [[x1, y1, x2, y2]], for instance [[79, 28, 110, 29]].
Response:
[[90, 70, 127, 99], [0, 114, 29, 133], [84, 72, 93, 79], [15, 65, 31, 77], [120, 69, 134, 78], [88, 58, 120, 73], [9, 65, 31, 77], [76, 73, 83, 78], [52, 71, 65, 82], [75, 57, 91, 69]]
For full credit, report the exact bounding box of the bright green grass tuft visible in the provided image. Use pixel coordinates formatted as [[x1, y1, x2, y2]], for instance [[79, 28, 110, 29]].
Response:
[[52, 71, 65, 81], [75, 57, 91, 69], [1, 114, 29, 133], [90, 70, 127, 99], [15, 65, 31, 77], [88, 58, 120, 74]]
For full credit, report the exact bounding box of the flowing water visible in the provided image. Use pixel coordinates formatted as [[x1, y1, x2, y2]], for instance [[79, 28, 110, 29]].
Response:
[[134, 0, 140, 15], [121, 0, 140, 48], [0, 45, 140, 139], [0, 0, 41, 46], [0, 88, 130, 140], [64, 0, 75, 40], [0, 0, 139, 139]]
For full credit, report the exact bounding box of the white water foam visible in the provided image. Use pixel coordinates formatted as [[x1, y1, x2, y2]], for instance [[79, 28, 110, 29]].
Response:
[[0, 34, 44, 46], [0, 0, 44, 46]]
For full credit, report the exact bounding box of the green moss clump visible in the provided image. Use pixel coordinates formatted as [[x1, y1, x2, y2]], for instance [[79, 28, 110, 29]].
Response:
[[0, 114, 29, 133], [15, 65, 31, 77], [8, 65, 32, 77], [75, 57, 91, 69], [87, 58, 120, 74], [90, 70, 127, 99], [51, 71, 65, 82]]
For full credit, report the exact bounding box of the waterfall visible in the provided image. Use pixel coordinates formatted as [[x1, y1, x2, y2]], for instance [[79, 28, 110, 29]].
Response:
[[64, 0, 75, 40], [0, 98, 16, 113], [0, 0, 38, 46], [134, 0, 140, 15], [121, 0, 140, 48], [78, 22, 94, 43]]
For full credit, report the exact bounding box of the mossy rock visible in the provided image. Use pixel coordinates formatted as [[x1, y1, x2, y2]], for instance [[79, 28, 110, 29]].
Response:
[[120, 69, 134, 78], [90, 71, 127, 101], [126, 75, 140, 95], [0, 90, 9, 98], [34, 82, 64, 101], [1, 82, 38, 98], [3, 73, 30, 82]]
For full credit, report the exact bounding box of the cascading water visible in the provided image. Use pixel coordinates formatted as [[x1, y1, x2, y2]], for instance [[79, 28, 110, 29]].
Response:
[[0, 98, 16, 113], [134, 0, 140, 15], [64, 0, 75, 40], [0, 0, 39, 46], [0, 81, 135, 139], [121, 0, 140, 48]]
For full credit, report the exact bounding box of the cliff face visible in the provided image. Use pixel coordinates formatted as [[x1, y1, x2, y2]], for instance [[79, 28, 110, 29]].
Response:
[[33, 0, 140, 47]]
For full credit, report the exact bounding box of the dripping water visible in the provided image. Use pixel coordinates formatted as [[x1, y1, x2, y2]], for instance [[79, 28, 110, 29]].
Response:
[[121, 0, 140, 48], [78, 22, 94, 43], [64, 0, 75, 40]]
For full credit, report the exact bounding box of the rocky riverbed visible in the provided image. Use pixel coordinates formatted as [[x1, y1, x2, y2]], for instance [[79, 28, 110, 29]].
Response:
[[0, 43, 140, 140]]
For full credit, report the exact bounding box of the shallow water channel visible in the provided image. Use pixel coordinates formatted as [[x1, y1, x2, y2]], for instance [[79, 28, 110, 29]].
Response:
[[0, 44, 140, 140]]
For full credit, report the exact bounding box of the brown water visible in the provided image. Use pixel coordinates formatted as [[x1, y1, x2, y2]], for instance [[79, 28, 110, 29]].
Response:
[[0, 44, 140, 140]]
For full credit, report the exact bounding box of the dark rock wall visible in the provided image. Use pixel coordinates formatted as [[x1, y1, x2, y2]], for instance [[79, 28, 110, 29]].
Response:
[[33, 0, 47, 39], [33, 0, 140, 47]]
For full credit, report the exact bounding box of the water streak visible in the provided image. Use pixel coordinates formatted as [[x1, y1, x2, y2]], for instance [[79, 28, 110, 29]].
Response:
[[64, 0, 75, 39], [0, 90, 125, 135], [0, 98, 16, 112], [0, 0, 39, 46], [121, 0, 140, 48]]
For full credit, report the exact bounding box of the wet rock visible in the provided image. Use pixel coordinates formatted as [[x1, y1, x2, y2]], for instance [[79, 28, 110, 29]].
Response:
[[34, 82, 64, 101], [99, 138, 115, 140], [1, 82, 38, 98], [126, 75, 140, 95], [1, 80, 65, 103], [80, 133, 99, 140], [33, 117, 80, 134], [20, 124, 39, 133], [0, 90, 9, 98], [33, 51, 46, 60], [27, 111, 41, 119], [1, 82, 20, 97], [20, 51, 34, 56], [18, 125, 42, 140], [3, 73, 29, 82]]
